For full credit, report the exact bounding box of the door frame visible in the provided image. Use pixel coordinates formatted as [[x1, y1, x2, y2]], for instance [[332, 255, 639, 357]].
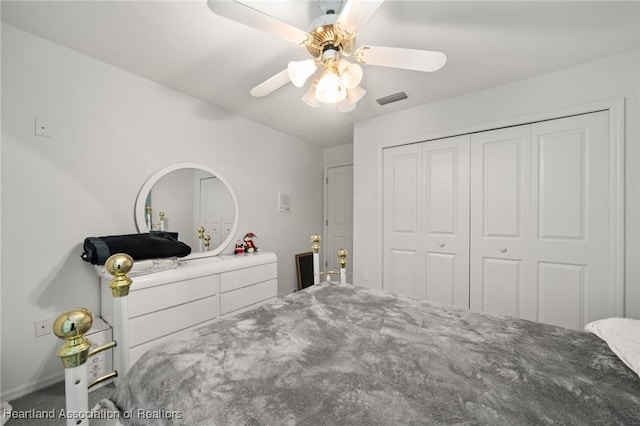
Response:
[[324, 161, 354, 278], [377, 97, 625, 316]]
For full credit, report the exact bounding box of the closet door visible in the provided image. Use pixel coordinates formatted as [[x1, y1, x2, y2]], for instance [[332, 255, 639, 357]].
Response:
[[470, 126, 532, 319], [469, 111, 613, 330], [422, 136, 470, 307], [383, 136, 470, 307], [383, 143, 422, 297], [531, 111, 611, 330]]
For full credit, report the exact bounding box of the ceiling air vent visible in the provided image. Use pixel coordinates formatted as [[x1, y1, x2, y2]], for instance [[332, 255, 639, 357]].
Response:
[[376, 91, 409, 106]]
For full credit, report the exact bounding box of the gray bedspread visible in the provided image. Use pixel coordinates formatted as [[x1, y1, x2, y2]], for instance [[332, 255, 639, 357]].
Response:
[[107, 283, 639, 425]]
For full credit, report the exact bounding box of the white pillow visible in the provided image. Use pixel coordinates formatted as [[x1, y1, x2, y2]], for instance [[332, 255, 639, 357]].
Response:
[[585, 317, 640, 378]]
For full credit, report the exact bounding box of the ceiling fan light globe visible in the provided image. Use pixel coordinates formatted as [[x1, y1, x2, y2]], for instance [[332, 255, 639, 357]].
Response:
[[338, 59, 350, 73], [288, 59, 317, 88], [337, 99, 357, 113], [340, 62, 363, 89], [302, 81, 320, 107], [315, 70, 347, 103], [347, 86, 367, 104]]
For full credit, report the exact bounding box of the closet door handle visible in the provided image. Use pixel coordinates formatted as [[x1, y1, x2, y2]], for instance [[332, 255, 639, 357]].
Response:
[[499, 247, 507, 253]]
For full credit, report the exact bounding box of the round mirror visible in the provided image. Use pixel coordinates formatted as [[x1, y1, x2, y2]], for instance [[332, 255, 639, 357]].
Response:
[[134, 162, 240, 259]]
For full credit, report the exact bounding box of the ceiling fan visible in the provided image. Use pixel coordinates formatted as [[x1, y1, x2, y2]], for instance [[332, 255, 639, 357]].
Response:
[[207, 0, 447, 112]]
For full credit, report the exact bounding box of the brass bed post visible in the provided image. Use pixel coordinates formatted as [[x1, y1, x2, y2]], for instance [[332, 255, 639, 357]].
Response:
[[338, 248, 348, 284], [53, 253, 133, 425], [53, 308, 93, 426], [311, 233, 349, 284], [198, 226, 205, 252], [311, 233, 321, 285], [104, 253, 134, 384]]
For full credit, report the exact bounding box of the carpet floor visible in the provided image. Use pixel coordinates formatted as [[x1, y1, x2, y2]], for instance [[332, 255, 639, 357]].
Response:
[[4, 381, 114, 425]]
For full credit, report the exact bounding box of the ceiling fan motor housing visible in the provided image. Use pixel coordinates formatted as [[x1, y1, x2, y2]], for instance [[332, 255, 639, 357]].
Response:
[[305, 15, 355, 59]]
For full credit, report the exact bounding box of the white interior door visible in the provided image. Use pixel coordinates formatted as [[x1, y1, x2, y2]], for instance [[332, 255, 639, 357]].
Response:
[[531, 111, 611, 330], [470, 125, 532, 319], [469, 111, 612, 330], [383, 136, 470, 306], [326, 165, 354, 282], [422, 136, 470, 307], [383, 144, 422, 297]]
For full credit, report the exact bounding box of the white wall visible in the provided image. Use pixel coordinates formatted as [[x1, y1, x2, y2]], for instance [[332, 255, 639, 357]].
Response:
[[353, 50, 640, 318], [323, 143, 353, 166], [0, 24, 323, 400]]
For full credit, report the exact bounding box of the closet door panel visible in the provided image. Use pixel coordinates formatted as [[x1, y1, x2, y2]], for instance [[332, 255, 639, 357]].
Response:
[[537, 262, 585, 331], [482, 258, 523, 317], [470, 126, 531, 318], [536, 134, 586, 240], [389, 249, 420, 297], [383, 144, 422, 297], [422, 135, 470, 307], [531, 111, 610, 329], [424, 253, 457, 304]]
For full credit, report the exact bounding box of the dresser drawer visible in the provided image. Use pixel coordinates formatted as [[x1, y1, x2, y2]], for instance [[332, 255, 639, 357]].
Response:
[[128, 275, 218, 318], [220, 279, 277, 316], [129, 296, 218, 347], [220, 262, 277, 293]]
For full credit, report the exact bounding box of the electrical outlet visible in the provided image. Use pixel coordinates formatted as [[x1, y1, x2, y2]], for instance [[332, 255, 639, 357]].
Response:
[[34, 118, 51, 138], [35, 318, 51, 337]]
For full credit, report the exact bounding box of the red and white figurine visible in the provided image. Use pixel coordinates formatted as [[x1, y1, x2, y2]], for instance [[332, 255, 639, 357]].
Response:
[[243, 232, 258, 253]]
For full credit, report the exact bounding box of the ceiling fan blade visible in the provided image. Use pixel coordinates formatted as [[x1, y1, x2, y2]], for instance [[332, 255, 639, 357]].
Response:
[[355, 46, 447, 72], [250, 69, 290, 97], [336, 0, 385, 35], [207, 0, 310, 46]]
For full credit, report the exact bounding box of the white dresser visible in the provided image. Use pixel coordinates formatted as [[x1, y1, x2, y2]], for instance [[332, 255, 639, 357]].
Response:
[[99, 252, 277, 366]]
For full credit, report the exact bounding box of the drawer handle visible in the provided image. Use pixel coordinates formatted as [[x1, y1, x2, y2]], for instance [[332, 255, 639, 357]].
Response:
[[499, 247, 507, 253], [439, 243, 445, 248]]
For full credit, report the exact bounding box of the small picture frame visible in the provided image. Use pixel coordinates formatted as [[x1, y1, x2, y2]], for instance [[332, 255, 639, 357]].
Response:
[[295, 251, 314, 290]]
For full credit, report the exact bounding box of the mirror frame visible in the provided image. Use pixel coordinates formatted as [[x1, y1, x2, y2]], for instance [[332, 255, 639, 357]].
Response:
[[134, 162, 240, 260]]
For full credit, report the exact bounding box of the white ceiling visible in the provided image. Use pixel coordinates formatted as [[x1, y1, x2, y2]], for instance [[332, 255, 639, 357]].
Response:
[[2, 1, 639, 148]]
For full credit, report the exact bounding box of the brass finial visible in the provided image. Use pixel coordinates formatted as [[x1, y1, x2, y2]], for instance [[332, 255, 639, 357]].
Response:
[[105, 253, 134, 297], [53, 308, 93, 368], [311, 234, 320, 253], [198, 226, 205, 239], [337, 248, 348, 268], [204, 234, 211, 250], [146, 206, 152, 214]]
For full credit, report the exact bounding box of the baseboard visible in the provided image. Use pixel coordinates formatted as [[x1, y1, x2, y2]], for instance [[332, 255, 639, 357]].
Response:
[[278, 287, 296, 297], [1, 371, 64, 403]]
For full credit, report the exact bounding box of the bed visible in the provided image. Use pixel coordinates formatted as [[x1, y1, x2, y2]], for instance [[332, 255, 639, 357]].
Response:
[[53, 239, 639, 426], [85, 280, 638, 426]]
